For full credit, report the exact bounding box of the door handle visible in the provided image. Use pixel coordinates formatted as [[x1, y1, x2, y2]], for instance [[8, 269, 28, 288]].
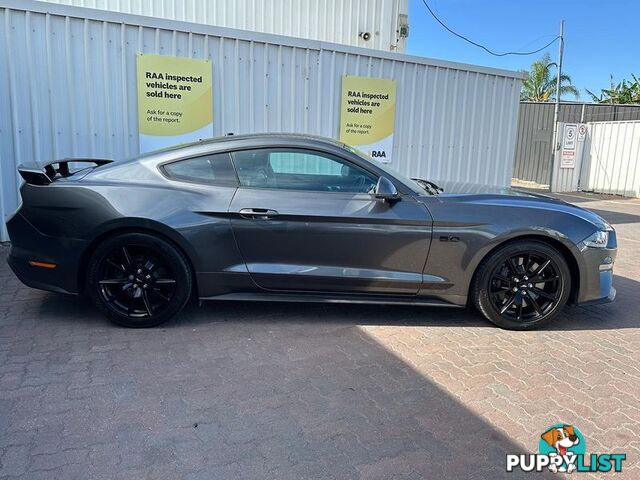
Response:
[[238, 208, 279, 219]]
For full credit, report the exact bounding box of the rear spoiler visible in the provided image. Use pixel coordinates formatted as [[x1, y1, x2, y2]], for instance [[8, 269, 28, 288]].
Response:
[[17, 158, 113, 185]]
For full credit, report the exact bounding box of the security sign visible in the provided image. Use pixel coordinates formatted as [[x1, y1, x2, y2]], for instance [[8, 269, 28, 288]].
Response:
[[578, 124, 587, 142], [560, 124, 577, 169]]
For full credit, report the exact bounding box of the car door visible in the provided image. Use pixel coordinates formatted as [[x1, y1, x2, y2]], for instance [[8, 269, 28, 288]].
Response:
[[228, 147, 432, 295]]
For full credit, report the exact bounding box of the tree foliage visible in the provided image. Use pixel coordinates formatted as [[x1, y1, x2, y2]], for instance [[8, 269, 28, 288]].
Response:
[[520, 53, 579, 102], [586, 75, 640, 104]]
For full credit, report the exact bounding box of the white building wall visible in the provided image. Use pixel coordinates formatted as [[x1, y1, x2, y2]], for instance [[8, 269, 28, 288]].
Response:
[[0, 0, 523, 241], [37, 0, 410, 52]]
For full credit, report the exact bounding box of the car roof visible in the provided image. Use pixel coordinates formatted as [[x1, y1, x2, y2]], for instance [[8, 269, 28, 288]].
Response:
[[137, 133, 352, 161]]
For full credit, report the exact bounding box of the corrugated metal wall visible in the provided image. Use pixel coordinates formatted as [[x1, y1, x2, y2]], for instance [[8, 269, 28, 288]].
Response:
[[512, 102, 554, 186], [39, 0, 409, 52], [513, 102, 640, 186], [0, 0, 523, 242], [581, 121, 640, 197]]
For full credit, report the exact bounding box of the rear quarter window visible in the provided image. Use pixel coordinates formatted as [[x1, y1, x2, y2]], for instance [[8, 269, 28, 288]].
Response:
[[162, 153, 237, 186]]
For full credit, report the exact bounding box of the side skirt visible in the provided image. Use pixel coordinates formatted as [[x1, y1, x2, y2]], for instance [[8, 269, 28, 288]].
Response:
[[199, 291, 465, 308]]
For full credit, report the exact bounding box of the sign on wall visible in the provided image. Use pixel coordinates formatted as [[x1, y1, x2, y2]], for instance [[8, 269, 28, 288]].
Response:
[[560, 123, 577, 168], [339, 76, 396, 163], [136, 54, 213, 153], [577, 123, 587, 142]]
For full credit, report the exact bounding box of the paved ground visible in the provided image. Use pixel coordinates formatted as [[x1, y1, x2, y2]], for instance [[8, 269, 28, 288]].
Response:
[[0, 192, 638, 479]]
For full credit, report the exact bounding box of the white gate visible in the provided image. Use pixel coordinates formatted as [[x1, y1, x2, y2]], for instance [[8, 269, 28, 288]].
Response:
[[551, 120, 640, 198], [580, 121, 640, 197]]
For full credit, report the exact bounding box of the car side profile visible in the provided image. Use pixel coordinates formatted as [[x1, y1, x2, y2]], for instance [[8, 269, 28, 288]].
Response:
[[7, 133, 616, 329]]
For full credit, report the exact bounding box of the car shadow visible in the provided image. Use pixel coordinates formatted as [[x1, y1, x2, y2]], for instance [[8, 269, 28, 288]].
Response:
[[546, 192, 640, 224], [582, 207, 640, 225]]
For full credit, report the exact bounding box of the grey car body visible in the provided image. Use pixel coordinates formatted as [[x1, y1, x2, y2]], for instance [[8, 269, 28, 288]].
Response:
[[6, 133, 616, 327]]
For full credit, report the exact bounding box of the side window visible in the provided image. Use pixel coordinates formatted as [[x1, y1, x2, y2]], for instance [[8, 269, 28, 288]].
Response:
[[232, 149, 378, 193], [162, 153, 237, 186]]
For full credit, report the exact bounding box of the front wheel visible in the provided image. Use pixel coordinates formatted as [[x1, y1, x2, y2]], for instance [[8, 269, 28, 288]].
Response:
[[87, 233, 192, 327], [471, 240, 571, 330]]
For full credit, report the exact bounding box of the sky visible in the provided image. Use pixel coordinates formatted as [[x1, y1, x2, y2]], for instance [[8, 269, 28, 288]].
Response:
[[406, 0, 639, 100]]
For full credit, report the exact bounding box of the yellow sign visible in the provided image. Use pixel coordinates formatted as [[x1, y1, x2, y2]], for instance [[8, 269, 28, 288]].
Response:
[[339, 76, 396, 163], [136, 53, 213, 153]]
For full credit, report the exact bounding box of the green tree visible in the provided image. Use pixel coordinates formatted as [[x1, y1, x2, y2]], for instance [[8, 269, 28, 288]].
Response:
[[520, 53, 579, 102], [586, 74, 640, 104]]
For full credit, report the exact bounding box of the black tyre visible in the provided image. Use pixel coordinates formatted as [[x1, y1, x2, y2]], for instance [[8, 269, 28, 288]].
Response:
[[471, 240, 571, 330], [87, 233, 192, 327]]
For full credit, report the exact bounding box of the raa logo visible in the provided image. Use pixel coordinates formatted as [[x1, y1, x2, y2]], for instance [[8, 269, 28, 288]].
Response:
[[506, 424, 626, 474]]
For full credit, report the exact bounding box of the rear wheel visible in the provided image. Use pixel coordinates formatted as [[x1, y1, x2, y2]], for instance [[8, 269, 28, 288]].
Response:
[[472, 240, 571, 330], [87, 233, 192, 327]]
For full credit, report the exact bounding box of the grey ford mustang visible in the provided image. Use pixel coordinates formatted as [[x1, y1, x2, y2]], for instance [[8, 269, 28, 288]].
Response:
[[7, 134, 616, 329]]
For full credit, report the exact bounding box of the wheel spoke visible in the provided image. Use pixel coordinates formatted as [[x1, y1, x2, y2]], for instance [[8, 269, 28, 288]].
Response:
[[526, 291, 543, 316], [532, 275, 559, 284], [507, 257, 520, 275], [122, 246, 133, 268], [524, 254, 532, 273], [494, 273, 511, 283], [500, 294, 517, 314], [492, 285, 510, 292], [99, 278, 129, 285], [111, 285, 130, 301], [530, 287, 557, 301], [142, 289, 153, 317], [106, 259, 126, 272], [155, 278, 176, 284], [151, 288, 170, 301], [532, 259, 550, 278]]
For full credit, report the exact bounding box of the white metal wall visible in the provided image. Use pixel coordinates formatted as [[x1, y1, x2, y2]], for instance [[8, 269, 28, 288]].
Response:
[[0, 0, 523, 241], [581, 121, 640, 197], [39, 0, 409, 52]]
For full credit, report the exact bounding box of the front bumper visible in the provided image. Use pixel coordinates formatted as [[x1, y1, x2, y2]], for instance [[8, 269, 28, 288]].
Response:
[[6, 212, 87, 295], [575, 232, 617, 306]]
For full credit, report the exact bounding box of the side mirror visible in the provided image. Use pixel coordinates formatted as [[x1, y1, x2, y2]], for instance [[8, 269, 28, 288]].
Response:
[[374, 176, 399, 201]]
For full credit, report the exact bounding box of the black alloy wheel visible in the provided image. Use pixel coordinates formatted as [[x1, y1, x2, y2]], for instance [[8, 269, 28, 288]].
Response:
[[87, 233, 192, 327], [488, 252, 561, 321], [472, 240, 571, 330], [98, 245, 176, 319]]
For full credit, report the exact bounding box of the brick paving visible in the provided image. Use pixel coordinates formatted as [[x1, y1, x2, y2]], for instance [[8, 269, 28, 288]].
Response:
[[0, 191, 638, 479]]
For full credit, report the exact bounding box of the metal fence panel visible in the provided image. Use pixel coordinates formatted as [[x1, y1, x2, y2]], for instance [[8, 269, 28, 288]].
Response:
[[513, 102, 554, 185], [513, 102, 640, 186], [0, 0, 523, 241], [582, 121, 640, 197]]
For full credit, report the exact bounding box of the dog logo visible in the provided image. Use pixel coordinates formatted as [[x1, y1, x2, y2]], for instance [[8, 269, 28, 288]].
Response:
[[540, 425, 582, 473], [506, 423, 626, 474]]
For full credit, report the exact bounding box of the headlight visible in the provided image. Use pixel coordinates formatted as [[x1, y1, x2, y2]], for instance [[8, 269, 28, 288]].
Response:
[[583, 230, 609, 248]]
